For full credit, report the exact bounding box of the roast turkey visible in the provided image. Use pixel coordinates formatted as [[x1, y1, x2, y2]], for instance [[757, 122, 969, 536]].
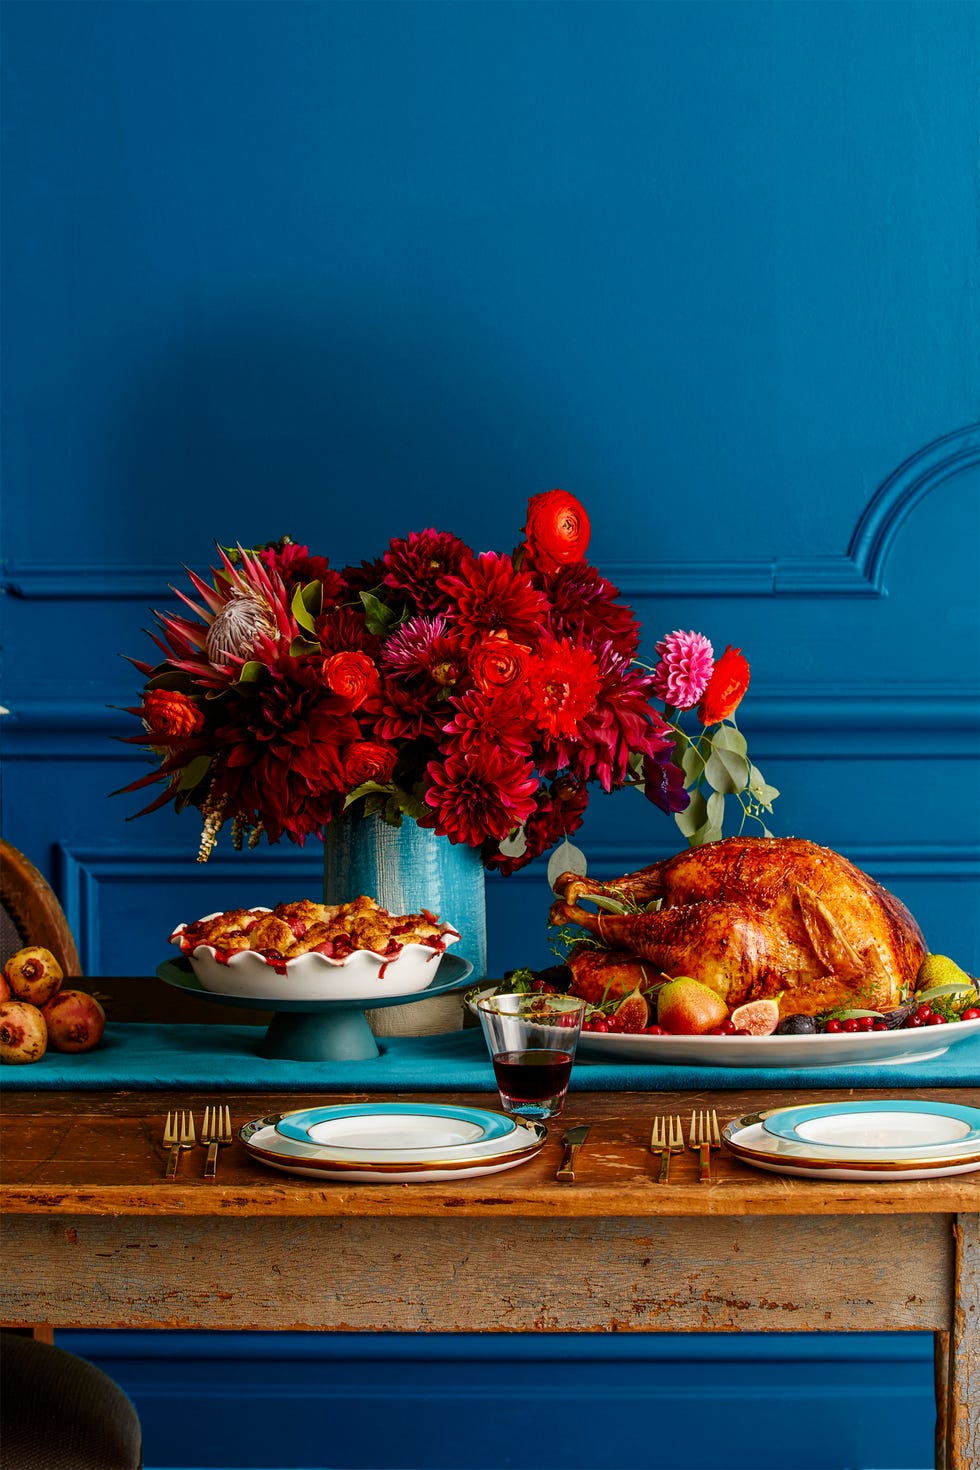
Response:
[[549, 836, 927, 1016]]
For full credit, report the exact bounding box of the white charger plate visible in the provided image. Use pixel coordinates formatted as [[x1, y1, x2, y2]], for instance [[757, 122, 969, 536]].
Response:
[[173, 909, 461, 1001], [241, 1112, 546, 1182], [274, 1102, 518, 1162], [762, 1099, 980, 1152], [722, 1112, 980, 1180]]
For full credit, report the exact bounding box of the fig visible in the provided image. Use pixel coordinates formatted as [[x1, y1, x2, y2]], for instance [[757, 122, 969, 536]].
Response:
[[656, 977, 729, 1035], [4, 946, 63, 1007], [612, 989, 650, 1033], [730, 999, 780, 1036], [41, 989, 105, 1053], [0, 999, 48, 1063]]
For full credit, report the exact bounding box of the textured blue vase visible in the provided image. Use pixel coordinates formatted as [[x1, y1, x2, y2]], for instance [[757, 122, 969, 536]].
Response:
[[322, 814, 487, 1034]]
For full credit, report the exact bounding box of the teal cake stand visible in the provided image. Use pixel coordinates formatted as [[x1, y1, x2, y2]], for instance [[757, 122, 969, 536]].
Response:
[[156, 955, 474, 1063]]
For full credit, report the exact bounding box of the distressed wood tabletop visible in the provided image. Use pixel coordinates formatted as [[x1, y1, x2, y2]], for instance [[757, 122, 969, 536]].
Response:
[[1, 1086, 978, 1468]]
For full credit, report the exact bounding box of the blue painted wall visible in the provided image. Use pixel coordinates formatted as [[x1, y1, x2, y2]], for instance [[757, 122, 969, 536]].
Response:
[[2, 2, 978, 1467]]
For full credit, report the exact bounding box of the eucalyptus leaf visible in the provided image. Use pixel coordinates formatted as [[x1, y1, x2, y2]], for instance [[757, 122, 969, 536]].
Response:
[[835, 1009, 886, 1019], [547, 839, 588, 890], [705, 746, 749, 795], [711, 726, 748, 758], [675, 788, 707, 838], [690, 817, 723, 848], [749, 764, 780, 807], [706, 790, 726, 826], [499, 826, 528, 859], [680, 742, 704, 789], [591, 894, 633, 915]]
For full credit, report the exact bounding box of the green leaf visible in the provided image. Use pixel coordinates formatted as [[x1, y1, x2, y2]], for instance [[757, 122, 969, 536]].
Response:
[[343, 780, 396, 810], [288, 636, 321, 658], [705, 746, 749, 794], [176, 754, 212, 792], [291, 581, 321, 634], [710, 726, 748, 759], [237, 660, 265, 684], [916, 981, 978, 1002], [680, 741, 704, 789], [749, 764, 780, 808], [675, 788, 707, 838], [360, 590, 397, 637]]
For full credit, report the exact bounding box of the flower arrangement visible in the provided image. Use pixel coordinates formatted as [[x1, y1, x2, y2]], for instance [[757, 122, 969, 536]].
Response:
[[119, 491, 778, 872]]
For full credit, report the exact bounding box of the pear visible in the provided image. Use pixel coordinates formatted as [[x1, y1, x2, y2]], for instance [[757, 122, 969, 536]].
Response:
[[656, 977, 729, 1035], [916, 953, 973, 990]]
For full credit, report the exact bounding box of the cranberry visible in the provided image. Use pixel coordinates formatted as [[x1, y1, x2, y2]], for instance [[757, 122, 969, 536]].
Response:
[[925, 1013, 947, 1025], [605, 1015, 621, 1033], [915, 1004, 932, 1020], [585, 1018, 608, 1034], [843, 1018, 862, 1032], [904, 1014, 925, 1027], [716, 1019, 738, 1034], [858, 1016, 876, 1031], [961, 1007, 980, 1021], [732, 1028, 751, 1036], [871, 1021, 889, 1031], [644, 1024, 668, 1035], [824, 1018, 843, 1033]]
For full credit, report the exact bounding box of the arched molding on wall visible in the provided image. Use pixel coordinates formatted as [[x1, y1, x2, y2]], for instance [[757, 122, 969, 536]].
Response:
[[2, 425, 978, 602]]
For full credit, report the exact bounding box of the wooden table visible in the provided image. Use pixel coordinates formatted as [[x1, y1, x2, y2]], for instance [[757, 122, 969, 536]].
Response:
[[1, 1086, 977, 1469]]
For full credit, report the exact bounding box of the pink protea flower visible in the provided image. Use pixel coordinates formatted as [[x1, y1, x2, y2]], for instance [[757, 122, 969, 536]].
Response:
[[651, 629, 715, 710]]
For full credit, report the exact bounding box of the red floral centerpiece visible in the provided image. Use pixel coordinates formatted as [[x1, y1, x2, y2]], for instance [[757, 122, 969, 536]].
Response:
[[119, 491, 777, 873]]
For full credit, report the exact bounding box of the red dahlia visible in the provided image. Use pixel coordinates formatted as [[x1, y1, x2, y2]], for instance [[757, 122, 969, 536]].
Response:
[[438, 551, 549, 648], [382, 529, 471, 612], [527, 638, 601, 741], [423, 743, 539, 847]]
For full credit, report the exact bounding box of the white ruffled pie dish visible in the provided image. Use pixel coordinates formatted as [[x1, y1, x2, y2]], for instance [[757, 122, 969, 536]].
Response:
[[170, 908, 461, 1001]]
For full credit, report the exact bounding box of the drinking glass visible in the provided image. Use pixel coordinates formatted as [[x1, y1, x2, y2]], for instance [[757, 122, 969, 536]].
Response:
[[476, 992, 587, 1120]]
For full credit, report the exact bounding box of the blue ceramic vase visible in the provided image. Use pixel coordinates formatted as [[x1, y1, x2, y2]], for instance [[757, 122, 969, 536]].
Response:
[[322, 814, 487, 1032]]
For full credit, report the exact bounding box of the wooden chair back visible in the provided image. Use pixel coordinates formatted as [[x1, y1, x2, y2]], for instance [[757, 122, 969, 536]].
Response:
[[0, 841, 82, 978]]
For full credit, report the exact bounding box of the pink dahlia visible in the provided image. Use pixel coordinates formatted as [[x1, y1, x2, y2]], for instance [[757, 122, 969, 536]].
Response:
[[423, 743, 539, 847], [651, 629, 714, 710], [381, 615, 449, 675], [438, 552, 549, 649]]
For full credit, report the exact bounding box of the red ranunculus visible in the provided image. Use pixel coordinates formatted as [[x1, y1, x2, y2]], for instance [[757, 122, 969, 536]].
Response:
[[142, 689, 204, 738], [697, 645, 751, 725], [342, 740, 397, 787], [523, 489, 591, 572], [322, 650, 380, 709], [469, 634, 531, 693]]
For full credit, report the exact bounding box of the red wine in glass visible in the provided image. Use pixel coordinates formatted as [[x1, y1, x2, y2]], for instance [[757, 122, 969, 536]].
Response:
[[492, 1048, 573, 1117]]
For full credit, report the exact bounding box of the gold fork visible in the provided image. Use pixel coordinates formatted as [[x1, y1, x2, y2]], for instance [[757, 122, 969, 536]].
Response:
[[689, 1108, 722, 1183], [162, 1110, 196, 1180], [201, 1104, 233, 1180], [650, 1114, 684, 1183]]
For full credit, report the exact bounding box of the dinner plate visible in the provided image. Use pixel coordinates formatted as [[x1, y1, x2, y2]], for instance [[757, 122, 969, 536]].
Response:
[[241, 1113, 546, 1182], [762, 1100, 980, 1151], [275, 1102, 519, 1160], [722, 1113, 980, 1180]]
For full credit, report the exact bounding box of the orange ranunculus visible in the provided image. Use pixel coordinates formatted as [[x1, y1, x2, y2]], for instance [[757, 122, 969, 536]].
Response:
[[142, 688, 204, 738], [342, 740, 397, 788], [322, 650, 380, 709], [523, 489, 591, 572], [469, 634, 532, 693], [697, 646, 751, 726]]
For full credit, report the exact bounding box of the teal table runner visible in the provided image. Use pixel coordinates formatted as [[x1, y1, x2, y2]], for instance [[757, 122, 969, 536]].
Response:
[[2, 1021, 977, 1091]]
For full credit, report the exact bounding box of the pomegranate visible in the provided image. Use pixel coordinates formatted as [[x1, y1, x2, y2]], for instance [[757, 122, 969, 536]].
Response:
[[42, 989, 105, 1053], [0, 1000, 48, 1063], [4, 946, 63, 1007]]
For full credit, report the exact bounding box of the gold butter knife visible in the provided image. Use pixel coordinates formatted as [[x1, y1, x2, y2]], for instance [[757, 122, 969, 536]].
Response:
[[556, 1124, 590, 1183]]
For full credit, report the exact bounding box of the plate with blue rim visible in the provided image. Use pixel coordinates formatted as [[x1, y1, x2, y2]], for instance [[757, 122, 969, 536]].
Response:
[[761, 1099, 980, 1154], [242, 1111, 546, 1182], [274, 1102, 520, 1163]]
